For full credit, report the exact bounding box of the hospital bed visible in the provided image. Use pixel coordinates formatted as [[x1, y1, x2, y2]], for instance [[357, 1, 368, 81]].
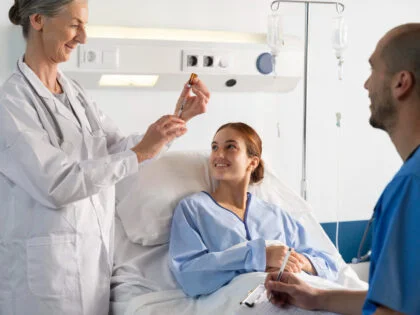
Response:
[[110, 151, 367, 315]]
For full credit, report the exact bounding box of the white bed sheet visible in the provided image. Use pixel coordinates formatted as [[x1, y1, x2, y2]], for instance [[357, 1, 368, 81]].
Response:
[[123, 272, 344, 315], [111, 213, 367, 315]]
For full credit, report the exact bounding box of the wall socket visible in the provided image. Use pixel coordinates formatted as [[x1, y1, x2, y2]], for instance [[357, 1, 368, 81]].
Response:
[[181, 49, 232, 73], [78, 46, 119, 70]]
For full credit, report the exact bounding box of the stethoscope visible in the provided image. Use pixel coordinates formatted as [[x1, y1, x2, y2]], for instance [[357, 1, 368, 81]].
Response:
[[352, 145, 420, 264], [17, 61, 65, 147], [17, 61, 96, 148], [352, 211, 375, 263]]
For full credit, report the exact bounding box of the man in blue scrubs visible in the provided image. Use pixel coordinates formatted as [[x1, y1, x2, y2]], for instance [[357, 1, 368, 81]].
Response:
[[265, 23, 420, 315]]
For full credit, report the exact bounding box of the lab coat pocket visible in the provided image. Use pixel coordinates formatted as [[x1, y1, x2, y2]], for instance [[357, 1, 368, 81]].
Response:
[[86, 128, 108, 158], [26, 234, 77, 297]]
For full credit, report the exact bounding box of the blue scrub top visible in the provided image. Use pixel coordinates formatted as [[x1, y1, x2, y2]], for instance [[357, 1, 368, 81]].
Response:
[[363, 146, 420, 315]]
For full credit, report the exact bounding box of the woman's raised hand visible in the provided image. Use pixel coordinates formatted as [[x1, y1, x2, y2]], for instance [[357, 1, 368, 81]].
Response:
[[131, 115, 187, 163], [174, 77, 210, 122]]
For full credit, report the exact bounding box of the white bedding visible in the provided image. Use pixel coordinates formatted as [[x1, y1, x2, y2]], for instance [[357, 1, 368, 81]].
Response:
[[111, 213, 367, 315], [113, 254, 356, 315], [124, 272, 345, 315], [110, 151, 367, 315]]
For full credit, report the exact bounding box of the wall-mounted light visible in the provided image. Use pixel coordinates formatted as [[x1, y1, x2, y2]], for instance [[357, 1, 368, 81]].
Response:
[[86, 26, 266, 44], [61, 25, 303, 92], [99, 74, 159, 87]]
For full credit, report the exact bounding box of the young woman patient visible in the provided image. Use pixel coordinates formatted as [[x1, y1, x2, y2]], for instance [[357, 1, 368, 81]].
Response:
[[169, 122, 339, 297]]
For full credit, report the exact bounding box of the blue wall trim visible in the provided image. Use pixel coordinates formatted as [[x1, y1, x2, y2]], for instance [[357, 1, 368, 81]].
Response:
[[320, 220, 372, 263]]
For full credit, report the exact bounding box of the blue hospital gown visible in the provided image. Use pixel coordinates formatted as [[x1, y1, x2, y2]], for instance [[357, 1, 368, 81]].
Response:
[[169, 191, 339, 297], [363, 146, 420, 315]]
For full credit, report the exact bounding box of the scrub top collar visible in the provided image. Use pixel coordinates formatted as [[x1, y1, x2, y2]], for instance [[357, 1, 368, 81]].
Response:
[[406, 144, 420, 162]]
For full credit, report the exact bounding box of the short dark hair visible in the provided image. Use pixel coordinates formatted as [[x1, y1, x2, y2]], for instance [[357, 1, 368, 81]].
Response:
[[381, 23, 420, 96], [9, 0, 75, 39]]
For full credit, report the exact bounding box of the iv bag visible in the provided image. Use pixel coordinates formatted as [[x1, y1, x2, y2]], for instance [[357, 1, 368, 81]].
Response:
[[331, 15, 348, 80], [267, 13, 284, 76]]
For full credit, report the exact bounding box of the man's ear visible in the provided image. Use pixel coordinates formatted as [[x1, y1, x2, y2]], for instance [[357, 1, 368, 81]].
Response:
[[29, 13, 45, 32], [393, 71, 414, 100]]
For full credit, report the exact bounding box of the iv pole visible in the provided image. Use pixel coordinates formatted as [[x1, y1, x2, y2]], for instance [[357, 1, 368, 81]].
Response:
[[270, 0, 345, 200]]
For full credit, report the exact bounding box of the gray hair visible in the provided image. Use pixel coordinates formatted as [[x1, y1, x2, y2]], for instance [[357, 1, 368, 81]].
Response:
[[9, 0, 75, 39]]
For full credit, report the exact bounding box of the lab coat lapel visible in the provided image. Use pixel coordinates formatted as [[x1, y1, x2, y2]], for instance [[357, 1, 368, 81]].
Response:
[[57, 71, 92, 132], [18, 56, 83, 131], [17, 57, 53, 99], [53, 97, 82, 129], [17, 57, 62, 147]]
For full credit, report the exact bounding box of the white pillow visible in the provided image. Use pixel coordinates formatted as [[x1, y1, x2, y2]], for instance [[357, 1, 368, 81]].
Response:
[[248, 166, 312, 216], [116, 151, 215, 246], [115, 151, 311, 246]]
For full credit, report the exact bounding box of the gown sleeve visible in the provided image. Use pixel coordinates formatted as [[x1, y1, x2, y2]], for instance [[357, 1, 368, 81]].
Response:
[[285, 213, 340, 280], [169, 199, 266, 297]]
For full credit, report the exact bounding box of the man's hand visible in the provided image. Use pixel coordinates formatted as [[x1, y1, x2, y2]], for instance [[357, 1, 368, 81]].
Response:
[[266, 272, 368, 315], [174, 77, 210, 122], [265, 272, 321, 310]]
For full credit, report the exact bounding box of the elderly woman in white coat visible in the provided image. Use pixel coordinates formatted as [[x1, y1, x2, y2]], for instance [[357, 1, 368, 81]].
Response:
[[0, 1, 210, 314]]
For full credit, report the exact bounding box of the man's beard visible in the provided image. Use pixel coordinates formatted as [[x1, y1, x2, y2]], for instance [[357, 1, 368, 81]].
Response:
[[369, 89, 397, 132]]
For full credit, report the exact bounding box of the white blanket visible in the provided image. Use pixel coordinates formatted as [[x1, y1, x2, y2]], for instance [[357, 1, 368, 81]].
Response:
[[121, 271, 347, 315], [110, 216, 367, 315]]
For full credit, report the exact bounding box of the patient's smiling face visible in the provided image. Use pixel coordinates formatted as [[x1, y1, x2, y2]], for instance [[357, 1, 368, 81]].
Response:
[[210, 127, 255, 183]]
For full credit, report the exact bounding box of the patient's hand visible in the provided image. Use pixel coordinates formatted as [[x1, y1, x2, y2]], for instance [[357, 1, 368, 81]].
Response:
[[266, 246, 305, 273], [297, 254, 317, 275], [266, 266, 280, 273]]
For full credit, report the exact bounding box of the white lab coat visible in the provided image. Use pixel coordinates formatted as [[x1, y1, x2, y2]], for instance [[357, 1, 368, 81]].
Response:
[[0, 57, 142, 315]]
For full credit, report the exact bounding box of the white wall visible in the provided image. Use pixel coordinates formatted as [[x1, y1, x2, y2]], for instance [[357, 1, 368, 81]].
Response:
[[1, 0, 417, 223], [305, 0, 416, 222], [0, 3, 25, 81]]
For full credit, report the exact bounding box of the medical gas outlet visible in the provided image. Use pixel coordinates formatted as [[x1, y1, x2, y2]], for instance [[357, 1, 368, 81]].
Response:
[[182, 49, 232, 73]]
